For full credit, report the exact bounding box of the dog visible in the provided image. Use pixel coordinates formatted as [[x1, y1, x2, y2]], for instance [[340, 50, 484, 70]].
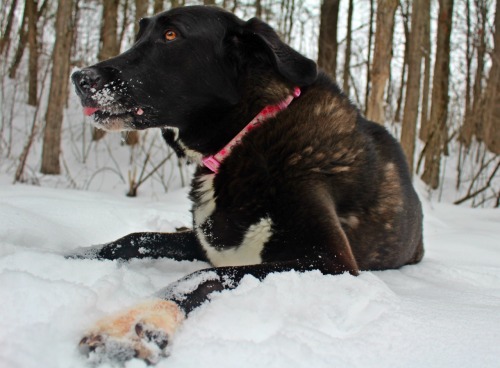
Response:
[[71, 5, 423, 364]]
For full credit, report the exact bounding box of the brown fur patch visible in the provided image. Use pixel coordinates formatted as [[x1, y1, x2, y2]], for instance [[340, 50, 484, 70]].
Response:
[[339, 215, 360, 229], [376, 162, 404, 215]]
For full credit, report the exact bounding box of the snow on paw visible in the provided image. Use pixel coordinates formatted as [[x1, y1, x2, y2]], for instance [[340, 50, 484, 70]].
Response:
[[79, 299, 184, 365]]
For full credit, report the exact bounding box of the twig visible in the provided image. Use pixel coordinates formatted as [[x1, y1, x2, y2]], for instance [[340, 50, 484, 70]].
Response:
[[127, 152, 174, 196], [85, 166, 126, 190], [454, 159, 500, 205]]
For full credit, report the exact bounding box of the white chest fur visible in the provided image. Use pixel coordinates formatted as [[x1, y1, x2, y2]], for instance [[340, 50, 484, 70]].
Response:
[[192, 174, 273, 267], [193, 174, 217, 226]]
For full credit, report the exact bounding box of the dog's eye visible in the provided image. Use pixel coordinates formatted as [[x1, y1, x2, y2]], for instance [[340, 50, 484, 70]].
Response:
[[165, 30, 177, 41]]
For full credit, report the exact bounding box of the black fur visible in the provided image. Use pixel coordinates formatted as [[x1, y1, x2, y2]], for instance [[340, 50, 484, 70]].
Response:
[[71, 5, 423, 360]]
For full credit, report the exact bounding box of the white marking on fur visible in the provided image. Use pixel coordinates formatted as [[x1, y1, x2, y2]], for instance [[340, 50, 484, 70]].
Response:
[[193, 174, 216, 226], [177, 138, 203, 164], [198, 217, 273, 267]]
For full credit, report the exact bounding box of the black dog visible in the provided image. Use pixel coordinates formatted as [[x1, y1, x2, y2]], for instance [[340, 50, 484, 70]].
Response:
[[71, 5, 423, 364]]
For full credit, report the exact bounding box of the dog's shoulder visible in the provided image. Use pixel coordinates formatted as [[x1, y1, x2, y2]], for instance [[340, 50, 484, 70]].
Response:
[[216, 73, 377, 188]]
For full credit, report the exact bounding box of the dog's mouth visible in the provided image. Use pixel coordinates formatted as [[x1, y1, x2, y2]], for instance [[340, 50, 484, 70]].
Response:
[[83, 105, 144, 118], [83, 105, 145, 131], [75, 78, 148, 131]]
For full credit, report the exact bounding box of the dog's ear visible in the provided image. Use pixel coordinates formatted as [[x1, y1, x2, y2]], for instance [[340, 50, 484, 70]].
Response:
[[234, 18, 317, 87]]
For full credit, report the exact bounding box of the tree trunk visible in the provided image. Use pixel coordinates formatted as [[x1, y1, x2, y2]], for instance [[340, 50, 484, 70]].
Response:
[[400, 0, 428, 174], [364, 0, 375, 114], [418, 0, 431, 141], [421, 0, 454, 189], [118, 0, 130, 48], [460, 0, 487, 146], [482, 0, 500, 154], [318, 0, 340, 81], [134, 0, 148, 35], [8, 3, 28, 78], [26, 0, 38, 106], [394, 0, 410, 123], [459, 0, 473, 146], [286, 0, 295, 44], [99, 0, 120, 61], [342, 0, 354, 95], [472, 0, 488, 142], [255, 0, 262, 18], [366, 0, 398, 124], [0, 0, 19, 56], [41, 0, 76, 175], [154, 0, 163, 13]]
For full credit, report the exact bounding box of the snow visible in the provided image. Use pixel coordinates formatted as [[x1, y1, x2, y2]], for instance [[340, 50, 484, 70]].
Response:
[[1, 183, 500, 368]]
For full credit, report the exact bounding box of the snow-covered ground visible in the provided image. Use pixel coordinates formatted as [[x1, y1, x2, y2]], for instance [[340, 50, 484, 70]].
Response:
[[0, 182, 499, 368]]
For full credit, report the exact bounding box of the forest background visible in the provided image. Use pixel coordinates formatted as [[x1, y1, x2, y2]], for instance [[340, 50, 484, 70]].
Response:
[[0, 0, 499, 207]]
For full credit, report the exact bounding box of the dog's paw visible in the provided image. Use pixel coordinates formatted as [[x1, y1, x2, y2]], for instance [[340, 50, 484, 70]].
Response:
[[79, 300, 185, 365]]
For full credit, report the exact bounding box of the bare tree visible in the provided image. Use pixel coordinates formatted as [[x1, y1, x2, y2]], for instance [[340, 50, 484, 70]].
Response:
[[394, 0, 410, 123], [99, 0, 120, 61], [118, 0, 131, 48], [418, 0, 432, 141], [154, 0, 163, 13], [134, 0, 148, 35], [459, 0, 473, 147], [471, 0, 489, 142], [255, 0, 262, 18], [342, 0, 353, 95], [366, 0, 398, 124], [400, 0, 428, 174], [0, 0, 19, 55], [460, 0, 489, 146], [41, 0, 77, 175], [318, 0, 340, 80], [482, 0, 500, 154], [421, 0, 454, 188], [8, 2, 28, 78], [26, 0, 38, 106], [364, 0, 375, 113]]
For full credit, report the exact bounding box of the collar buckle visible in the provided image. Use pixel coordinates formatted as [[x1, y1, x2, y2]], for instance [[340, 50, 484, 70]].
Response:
[[202, 156, 221, 173]]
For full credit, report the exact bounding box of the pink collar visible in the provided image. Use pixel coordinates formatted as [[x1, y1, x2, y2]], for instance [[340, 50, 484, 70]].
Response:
[[202, 87, 301, 173]]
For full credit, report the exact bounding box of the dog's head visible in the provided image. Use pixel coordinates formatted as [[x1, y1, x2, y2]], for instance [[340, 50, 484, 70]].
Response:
[[72, 6, 316, 138]]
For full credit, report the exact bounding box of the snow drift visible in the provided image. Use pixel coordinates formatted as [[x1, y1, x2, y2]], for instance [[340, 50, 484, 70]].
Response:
[[0, 184, 499, 368]]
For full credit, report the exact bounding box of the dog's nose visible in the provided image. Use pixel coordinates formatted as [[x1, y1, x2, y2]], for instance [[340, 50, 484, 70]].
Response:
[[71, 68, 104, 97]]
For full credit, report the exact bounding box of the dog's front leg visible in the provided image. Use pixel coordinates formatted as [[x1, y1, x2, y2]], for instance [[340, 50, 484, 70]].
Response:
[[78, 259, 336, 364], [68, 230, 208, 262]]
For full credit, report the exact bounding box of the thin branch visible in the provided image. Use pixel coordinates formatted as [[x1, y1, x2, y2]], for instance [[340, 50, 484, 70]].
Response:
[[454, 159, 500, 205]]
